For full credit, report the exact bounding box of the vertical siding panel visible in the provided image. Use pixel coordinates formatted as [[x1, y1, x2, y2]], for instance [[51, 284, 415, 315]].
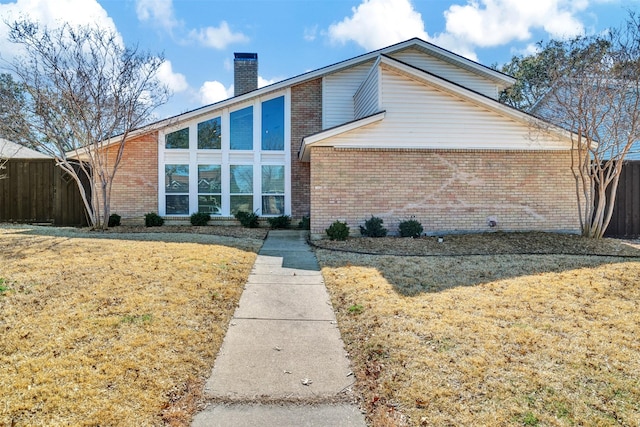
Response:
[[354, 65, 380, 119]]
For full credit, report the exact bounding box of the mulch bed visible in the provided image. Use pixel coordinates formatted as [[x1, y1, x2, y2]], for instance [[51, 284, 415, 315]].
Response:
[[312, 231, 640, 257]]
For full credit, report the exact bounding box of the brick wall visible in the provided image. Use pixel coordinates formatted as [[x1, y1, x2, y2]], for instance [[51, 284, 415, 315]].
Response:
[[99, 132, 158, 219], [290, 78, 322, 219], [309, 147, 580, 236]]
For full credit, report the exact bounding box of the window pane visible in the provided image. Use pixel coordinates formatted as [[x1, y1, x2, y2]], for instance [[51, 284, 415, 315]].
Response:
[[231, 195, 253, 214], [165, 128, 189, 149], [165, 164, 189, 193], [230, 106, 253, 150], [166, 195, 189, 215], [262, 195, 284, 215], [262, 96, 284, 151], [197, 117, 221, 149], [262, 165, 284, 193], [198, 195, 221, 215], [230, 165, 253, 193], [198, 165, 221, 193]]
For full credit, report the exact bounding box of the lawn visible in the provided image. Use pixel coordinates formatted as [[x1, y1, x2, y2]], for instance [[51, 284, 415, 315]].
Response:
[[316, 234, 640, 426], [0, 225, 263, 426]]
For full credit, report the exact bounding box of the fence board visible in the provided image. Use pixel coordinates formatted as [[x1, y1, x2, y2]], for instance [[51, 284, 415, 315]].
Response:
[[0, 159, 88, 226], [605, 161, 640, 237]]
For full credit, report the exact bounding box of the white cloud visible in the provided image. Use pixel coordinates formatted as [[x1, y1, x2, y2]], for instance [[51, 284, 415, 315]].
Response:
[[328, 0, 428, 50], [443, 0, 586, 47], [199, 80, 233, 105], [304, 25, 318, 41], [198, 74, 280, 106], [135, 0, 180, 33], [258, 76, 279, 88], [423, 32, 477, 61], [325, 0, 594, 62], [189, 21, 249, 50], [0, 0, 118, 60], [157, 60, 188, 93]]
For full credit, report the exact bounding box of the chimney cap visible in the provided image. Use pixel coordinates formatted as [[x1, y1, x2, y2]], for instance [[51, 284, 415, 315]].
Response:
[[234, 52, 257, 60]]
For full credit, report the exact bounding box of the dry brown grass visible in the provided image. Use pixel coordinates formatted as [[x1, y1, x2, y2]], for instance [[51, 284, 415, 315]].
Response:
[[0, 225, 262, 426], [316, 235, 640, 427]]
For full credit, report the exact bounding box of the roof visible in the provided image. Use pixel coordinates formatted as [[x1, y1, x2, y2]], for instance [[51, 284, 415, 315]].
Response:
[[97, 38, 517, 149], [0, 139, 52, 159], [298, 55, 573, 161]]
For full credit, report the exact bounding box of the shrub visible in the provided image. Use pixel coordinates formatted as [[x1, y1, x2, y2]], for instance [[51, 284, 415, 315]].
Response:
[[108, 213, 121, 227], [298, 215, 310, 230], [326, 220, 350, 241], [267, 215, 291, 229], [190, 212, 211, 226], [144, 212, 164, 227], [360, 216, 387, 237], [234, 210, 259, 228], [398, 219, 423, 238]]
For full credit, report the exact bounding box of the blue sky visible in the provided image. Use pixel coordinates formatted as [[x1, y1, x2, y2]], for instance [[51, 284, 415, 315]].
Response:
[[0, 0, 637, 119]]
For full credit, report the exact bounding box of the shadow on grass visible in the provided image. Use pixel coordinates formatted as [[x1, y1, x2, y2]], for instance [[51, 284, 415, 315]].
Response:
[[315, 249, 638, 296]]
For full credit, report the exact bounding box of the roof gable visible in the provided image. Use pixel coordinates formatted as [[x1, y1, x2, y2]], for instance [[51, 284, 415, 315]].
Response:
[[299, 56, 573, 161]]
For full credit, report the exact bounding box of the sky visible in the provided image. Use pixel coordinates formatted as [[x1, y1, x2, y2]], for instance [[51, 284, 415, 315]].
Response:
[[0, 0, 637, 120]]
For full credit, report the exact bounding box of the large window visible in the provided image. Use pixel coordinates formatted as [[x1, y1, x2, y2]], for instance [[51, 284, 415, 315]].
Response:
[[262, 165, 284, 215], [165, 128, 189, 149], [198, 117, 221, 149], [198, 165, 221, 214], [165, 164, 189, 214], [161, 93, 288, 217], [230, 165, 253, 214], [261, 96, 284, 151], [230, 106, 253, 150]]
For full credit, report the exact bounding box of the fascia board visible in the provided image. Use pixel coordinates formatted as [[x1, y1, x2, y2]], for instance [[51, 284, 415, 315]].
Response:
[[299, 111, 386, 161]]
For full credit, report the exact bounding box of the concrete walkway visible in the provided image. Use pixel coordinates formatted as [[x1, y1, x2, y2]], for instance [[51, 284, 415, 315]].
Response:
[[192, 230, 367, 427]]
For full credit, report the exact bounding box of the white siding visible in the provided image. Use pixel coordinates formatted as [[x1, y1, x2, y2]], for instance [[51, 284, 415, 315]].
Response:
[[323, 61, 374, 129], [389, 47, 499, 99], [354, 65, 380, 120], [321, 67, 568, 150]]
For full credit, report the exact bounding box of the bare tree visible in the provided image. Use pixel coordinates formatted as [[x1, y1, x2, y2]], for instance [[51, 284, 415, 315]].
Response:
[[0, 142, 7, 180], [528, 14, 640, 238], [0, 20, 170, 229], [0, 73, 27, 179]]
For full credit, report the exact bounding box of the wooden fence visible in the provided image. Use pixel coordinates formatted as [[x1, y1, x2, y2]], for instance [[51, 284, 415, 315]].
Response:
[[0, 159, 89, 226], [605, 161, 640, 238]]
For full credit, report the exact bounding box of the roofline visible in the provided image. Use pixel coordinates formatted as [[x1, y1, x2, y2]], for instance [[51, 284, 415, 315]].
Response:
[[299, 56, 573, 159], [376, 55, 573, 141], [100, 38, 516, 147], [299, 111, 387, 161]]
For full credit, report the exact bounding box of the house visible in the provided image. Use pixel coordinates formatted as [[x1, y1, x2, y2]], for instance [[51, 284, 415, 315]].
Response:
[[104, 38, 580, 236]]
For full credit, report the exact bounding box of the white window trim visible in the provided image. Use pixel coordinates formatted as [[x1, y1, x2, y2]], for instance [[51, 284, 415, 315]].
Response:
[[158, 91, 290, 217]]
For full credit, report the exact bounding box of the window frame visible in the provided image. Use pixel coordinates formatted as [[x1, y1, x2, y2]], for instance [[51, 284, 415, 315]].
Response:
[[158, 91, 290, 217]]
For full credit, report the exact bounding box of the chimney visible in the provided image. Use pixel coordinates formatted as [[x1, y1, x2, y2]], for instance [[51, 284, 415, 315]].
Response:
[[234, 52, 258, 96]]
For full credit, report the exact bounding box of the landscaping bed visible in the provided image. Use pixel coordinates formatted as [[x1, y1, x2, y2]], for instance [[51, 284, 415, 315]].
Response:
[[313, 231, 640, 257]]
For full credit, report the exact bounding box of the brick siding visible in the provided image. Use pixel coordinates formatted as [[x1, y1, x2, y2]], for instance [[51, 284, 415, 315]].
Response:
[[290, 78, 322, 219], [99, 132, 158, 219], [309, 147, 580, 236]]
